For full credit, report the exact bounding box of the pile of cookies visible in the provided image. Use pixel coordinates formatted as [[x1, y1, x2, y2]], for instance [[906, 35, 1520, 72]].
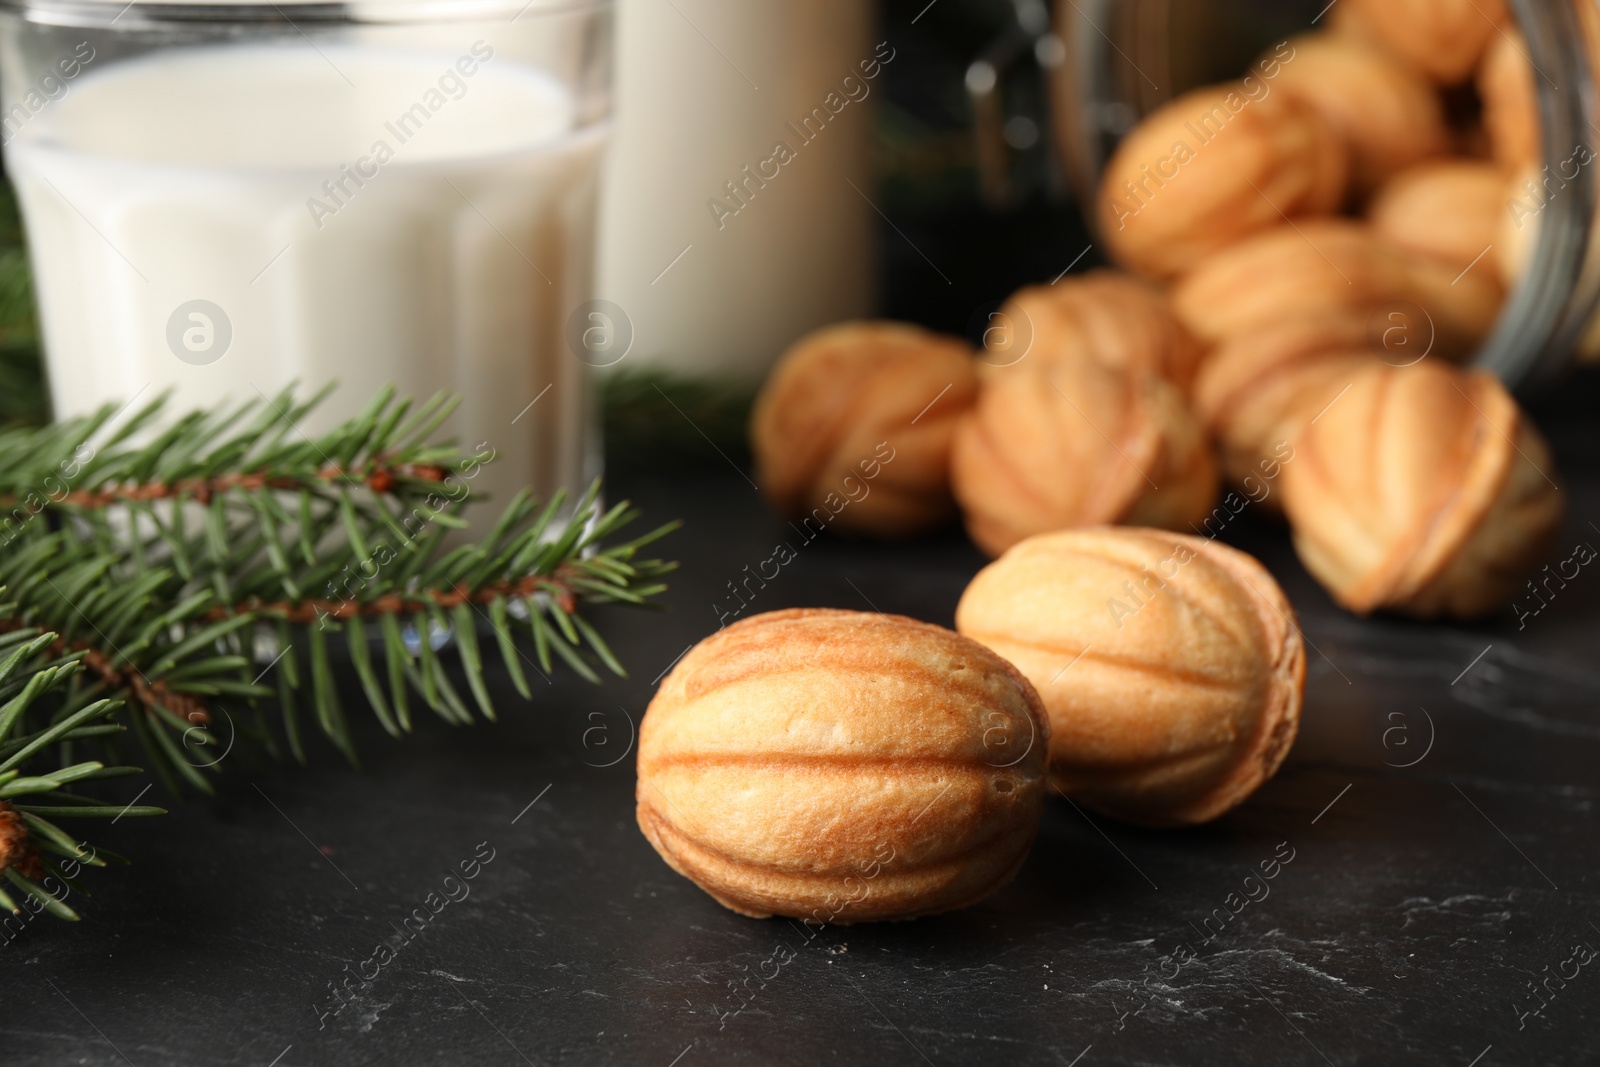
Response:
[[633, 0, 1579, 925], [748, 0, 1572, 622]]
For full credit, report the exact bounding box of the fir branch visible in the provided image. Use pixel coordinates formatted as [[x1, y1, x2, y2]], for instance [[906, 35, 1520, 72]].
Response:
[[0, 388, 679, 788], [0, 534, 261, 795], [217, 487, 675, 623], [0, 384, 466, 523], [6, 462, 452, 508], [0, 621, 162, 924]]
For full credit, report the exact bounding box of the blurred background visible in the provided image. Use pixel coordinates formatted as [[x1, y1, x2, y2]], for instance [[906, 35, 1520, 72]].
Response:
[[0, 0, 1595, 461], [0, 0, 1105, 436], [603, 0, 1112, 465]]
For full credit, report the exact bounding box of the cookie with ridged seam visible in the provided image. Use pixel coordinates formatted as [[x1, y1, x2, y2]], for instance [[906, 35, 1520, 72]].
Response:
[[636, 608, 1049, 923]]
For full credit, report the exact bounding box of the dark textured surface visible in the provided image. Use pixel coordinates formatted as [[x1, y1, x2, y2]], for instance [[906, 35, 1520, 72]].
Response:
[[3, 383, 1599, 1067]]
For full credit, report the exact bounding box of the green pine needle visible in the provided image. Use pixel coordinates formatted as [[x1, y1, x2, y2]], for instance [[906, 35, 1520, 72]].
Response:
[[0, 387, 679, 793], [0, 615, 160, 925]]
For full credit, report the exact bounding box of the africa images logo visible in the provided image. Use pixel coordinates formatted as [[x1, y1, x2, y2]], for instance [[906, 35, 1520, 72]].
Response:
[[166, 300, 232, 366]]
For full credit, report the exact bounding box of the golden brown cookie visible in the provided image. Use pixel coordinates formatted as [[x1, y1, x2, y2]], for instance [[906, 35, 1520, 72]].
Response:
[[1478, 28, 1537, 171], [989, 271, 1203, 392], [1368, 160, 1507, 277], [1193, 317, 1375, 496], [636, 609, 1050, 922], [1499, 162, 1540, 285], [1280, 360, 1565, 617], [951, 348, 1218, 557], [1271, 33, 1450, 193], [1172, 219, 1501, 361], [956, 528, 1304, 827], [1098, 83, 1349, 279], [1334, 0, 1507, 84], [750, 322, 978, 539]]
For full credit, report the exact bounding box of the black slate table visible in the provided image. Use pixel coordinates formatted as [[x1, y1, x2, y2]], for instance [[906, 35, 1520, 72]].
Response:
[[4, 386, 1599, 1067]]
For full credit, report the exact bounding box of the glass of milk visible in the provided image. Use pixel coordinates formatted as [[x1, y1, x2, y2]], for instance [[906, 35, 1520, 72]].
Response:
[[0, 0, 615, 513]]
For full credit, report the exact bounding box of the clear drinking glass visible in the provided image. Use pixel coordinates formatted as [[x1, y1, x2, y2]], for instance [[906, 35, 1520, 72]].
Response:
[[0, 0, 613, 510]]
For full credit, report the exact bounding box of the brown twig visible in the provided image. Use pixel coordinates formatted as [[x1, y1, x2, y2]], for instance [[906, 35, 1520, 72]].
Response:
[[0, 619, 210, 727], [77, 647, 210, 727], [209, 565, 581, 625], [0, 801, 44, 880], [0, 461, 447, 509]]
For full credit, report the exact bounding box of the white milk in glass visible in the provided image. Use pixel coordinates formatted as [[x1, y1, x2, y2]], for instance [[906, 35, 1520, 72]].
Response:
[[5, 42, 604, 510]]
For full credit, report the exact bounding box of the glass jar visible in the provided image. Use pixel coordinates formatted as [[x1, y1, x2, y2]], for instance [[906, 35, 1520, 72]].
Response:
[[1049, 0, 1599, 391], [0, 0, 612, 512]]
